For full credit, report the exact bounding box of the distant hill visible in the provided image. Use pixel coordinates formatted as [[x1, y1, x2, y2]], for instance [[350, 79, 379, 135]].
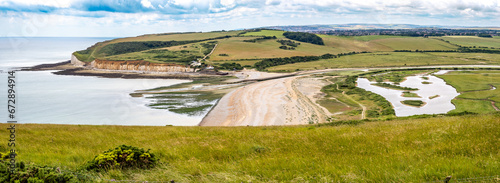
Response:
[[263, 24, 500, 32]]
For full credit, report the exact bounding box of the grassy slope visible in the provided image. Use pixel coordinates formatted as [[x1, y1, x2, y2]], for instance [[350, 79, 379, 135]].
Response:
[[319, 35, 458, 52], [371, 37, 459, 50], [111, 31, 243, 43], [439, 36, 500, 48], [78, 31, 242, 62], [2, 114, 499, 182], [241, 30, 286, 38], [318, 35, 393, 53], [267, 52, 500, 72], [209, 36, 336, 61], [103, 40, 212, 63], [77, 32, 497, 71], [437, 71, 500, 112], [348, 35, 408, 41]]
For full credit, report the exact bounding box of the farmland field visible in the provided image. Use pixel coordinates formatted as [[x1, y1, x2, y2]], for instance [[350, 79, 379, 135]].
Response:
[[267, 52, 500, 72], [438, 36, 500, 48], [318, 35, 393, 53], [209, 36, 336, 61], [371, 37, 459, 50], [241, 29, 286, 38]]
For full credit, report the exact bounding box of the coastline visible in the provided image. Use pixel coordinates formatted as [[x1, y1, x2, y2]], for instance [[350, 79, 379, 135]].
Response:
[[21, 60, 223, 80]]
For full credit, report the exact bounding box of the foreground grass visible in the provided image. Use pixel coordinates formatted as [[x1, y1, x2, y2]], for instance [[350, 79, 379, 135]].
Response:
[[1, 114, 499, 182]]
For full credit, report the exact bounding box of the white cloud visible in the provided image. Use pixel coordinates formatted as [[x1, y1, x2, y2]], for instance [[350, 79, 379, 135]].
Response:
[[220, 0, 235, 6], [141, 0, 153, 8], [0, 0, 75, 8], [0, 0, 499, 37]]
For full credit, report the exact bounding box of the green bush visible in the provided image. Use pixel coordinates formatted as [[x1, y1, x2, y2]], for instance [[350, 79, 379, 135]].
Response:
[[85, 145, 158, 171], [0, 161, 74, 183], [217, 62, 243, 70]]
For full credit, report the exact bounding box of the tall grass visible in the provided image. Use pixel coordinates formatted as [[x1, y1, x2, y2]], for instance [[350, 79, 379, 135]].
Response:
[[1, 114, 498, 182]]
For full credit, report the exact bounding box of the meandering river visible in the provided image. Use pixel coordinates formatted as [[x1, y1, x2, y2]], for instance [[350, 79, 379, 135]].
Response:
[[356, 74, 460, 116]]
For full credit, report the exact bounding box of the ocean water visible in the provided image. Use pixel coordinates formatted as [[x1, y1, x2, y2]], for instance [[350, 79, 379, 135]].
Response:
[[0, 37, 202, 126]]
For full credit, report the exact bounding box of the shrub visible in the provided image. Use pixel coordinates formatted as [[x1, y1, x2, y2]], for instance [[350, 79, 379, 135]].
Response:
[[217, 62, 243, 70], [0, 161, 74, 183], [85, 145, 158, 171]]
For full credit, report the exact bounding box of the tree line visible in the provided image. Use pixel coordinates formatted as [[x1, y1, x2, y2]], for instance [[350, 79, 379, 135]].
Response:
[[243, 36, 277, 43], [283, 32, 325, 45], [254, 53, 335, 70]]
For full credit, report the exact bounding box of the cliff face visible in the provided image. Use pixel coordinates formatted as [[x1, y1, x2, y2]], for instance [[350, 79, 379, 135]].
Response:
[[71, 54, 86, 66], [90, 60, 194, 72], [71, 54, 194, 72]]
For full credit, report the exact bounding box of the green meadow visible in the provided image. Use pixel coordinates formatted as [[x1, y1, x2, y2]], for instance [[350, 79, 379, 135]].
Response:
[[267, 52, 500, 72], [438, 70, 500, 113], [1, 114, 499, 182], [438, 36, 500, 48], [241, 29, 286, 38]]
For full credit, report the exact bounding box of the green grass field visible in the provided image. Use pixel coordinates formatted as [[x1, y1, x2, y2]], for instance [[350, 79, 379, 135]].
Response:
[[267, 52, 500, 72], [318, 35, 458, 52], [438, 36, 500, 48], [371, 37, 458, 51], [111, 31, 243, 43], [318, 35, 393, 53], [209, 36, 336, 61], [241, 30, 286, 38], [1, 114, 498, 182], [348, 35, 408, 41], [103, 41, 212, 63], [437, 70, 500, 112]]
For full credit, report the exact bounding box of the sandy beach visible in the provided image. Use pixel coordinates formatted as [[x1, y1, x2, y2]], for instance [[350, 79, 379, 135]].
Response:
[[199, 75, 330, 126]]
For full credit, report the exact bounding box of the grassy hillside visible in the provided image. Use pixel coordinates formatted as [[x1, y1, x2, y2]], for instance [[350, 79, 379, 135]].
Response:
[[438, 36, 500, 48], [103, 40, 217, 63], [72, 30, 500, 73], [2, 114, 498, 182], [209, 36, 336, 61], [73, 31, 241, 62], [371, 37, 458, 51], [241, 29, 286, 38], [319, 35, 393, 53]]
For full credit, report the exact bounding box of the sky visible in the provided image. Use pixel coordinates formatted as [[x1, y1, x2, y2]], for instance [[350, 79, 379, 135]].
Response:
[[1, 0, 499, 37]]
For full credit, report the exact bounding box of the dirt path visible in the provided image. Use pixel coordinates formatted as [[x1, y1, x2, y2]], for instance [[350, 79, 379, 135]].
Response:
[[202, 44, 218, 60], [491, 101, 499, 111], [342, 90, 366, 119], [199, 76, 329, 126], [326, 79, 366, 120]]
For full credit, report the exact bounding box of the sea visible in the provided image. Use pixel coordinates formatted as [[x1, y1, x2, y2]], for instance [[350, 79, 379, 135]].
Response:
[[0, 37, 202, 126]]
